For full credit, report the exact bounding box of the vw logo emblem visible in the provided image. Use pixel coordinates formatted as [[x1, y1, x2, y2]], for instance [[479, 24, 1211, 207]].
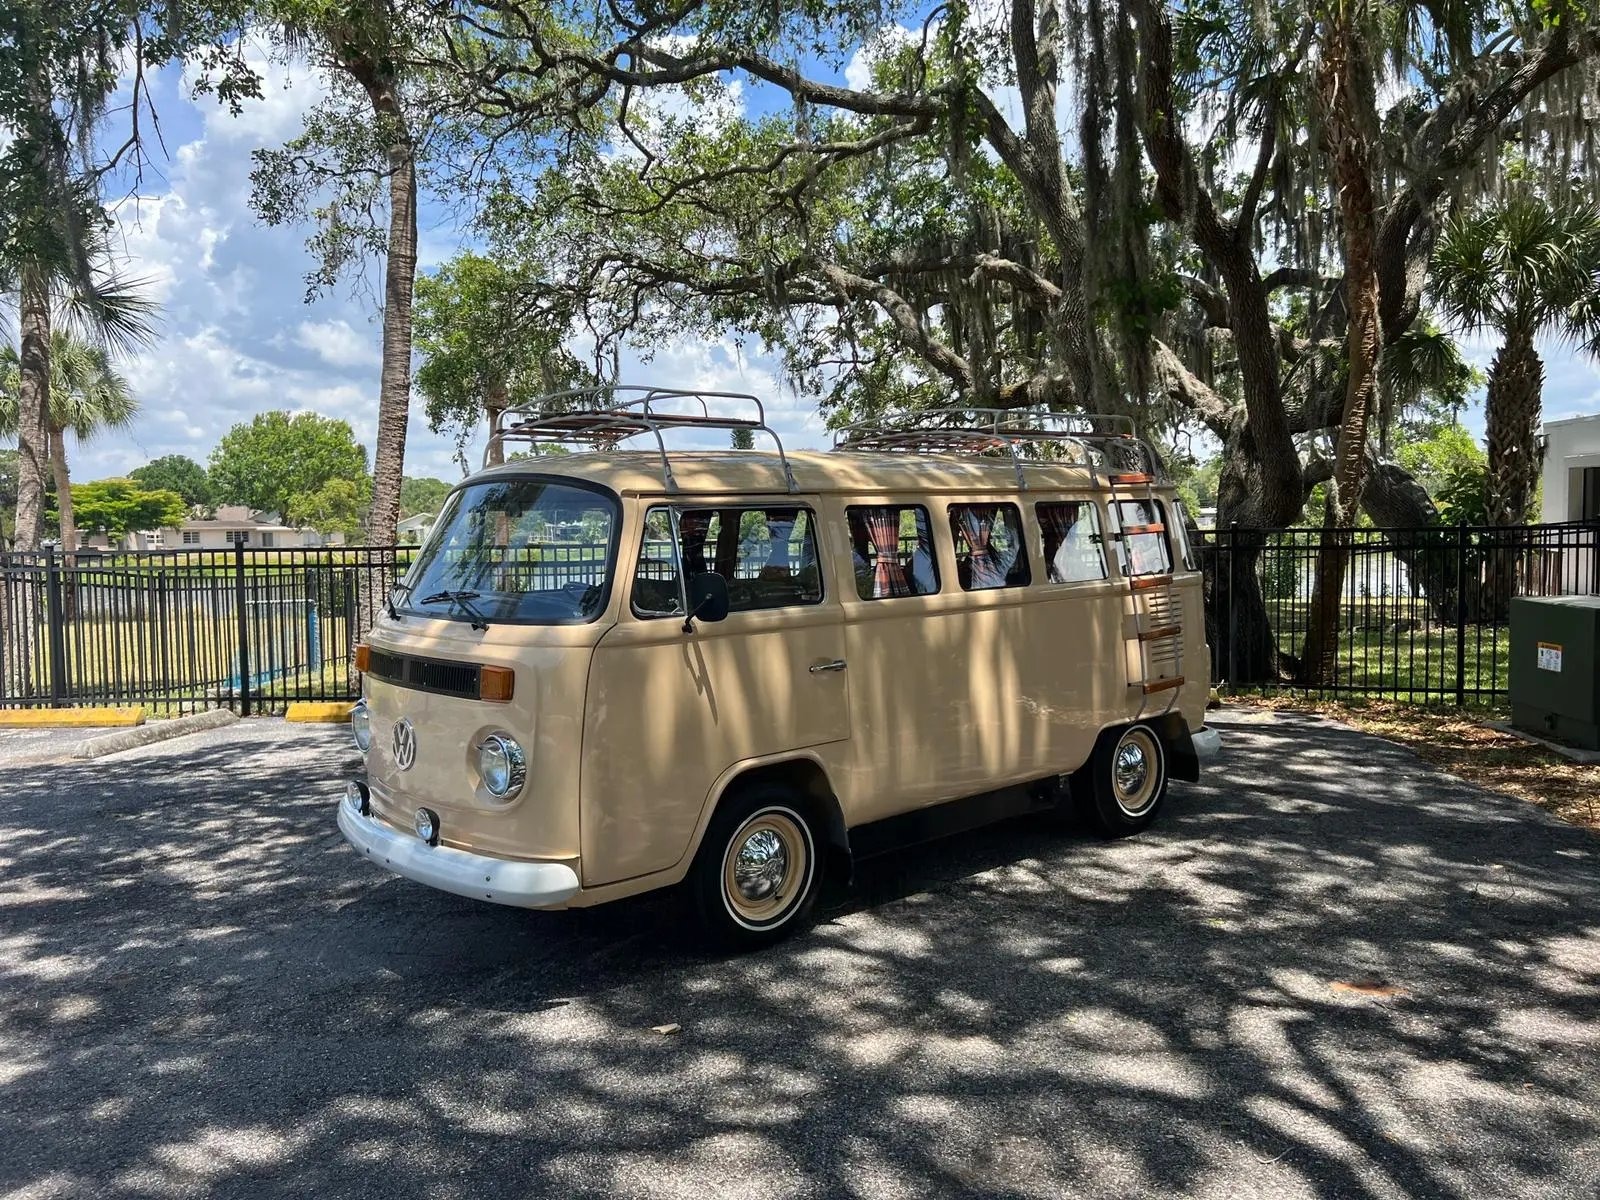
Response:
[[391, 718, 417, 771]]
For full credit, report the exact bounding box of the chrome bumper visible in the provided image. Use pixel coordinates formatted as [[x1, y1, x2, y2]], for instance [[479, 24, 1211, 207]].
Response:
[[1191, 725, 1222, 760], [337, 793, 581, 909]]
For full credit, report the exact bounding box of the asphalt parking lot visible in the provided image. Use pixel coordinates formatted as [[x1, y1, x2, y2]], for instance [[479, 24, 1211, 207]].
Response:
[[2, 709, 1599, 1200]]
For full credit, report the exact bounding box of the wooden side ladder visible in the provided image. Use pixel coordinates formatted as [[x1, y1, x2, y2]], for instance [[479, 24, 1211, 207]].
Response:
[[1107, 468, 1185, 718]]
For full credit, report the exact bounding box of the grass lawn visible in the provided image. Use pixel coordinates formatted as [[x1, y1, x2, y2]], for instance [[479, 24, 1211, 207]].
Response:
[[1234, 695, 1600, 833]]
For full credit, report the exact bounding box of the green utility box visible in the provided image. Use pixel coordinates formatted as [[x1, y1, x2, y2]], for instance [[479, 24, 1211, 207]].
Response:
[[1510, 595, 1600, 751]]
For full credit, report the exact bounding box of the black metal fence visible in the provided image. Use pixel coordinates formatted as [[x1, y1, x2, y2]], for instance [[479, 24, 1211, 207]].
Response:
[[5, 521, 1597, 713], [0, 546, 411, 714], [1199, 519, 1600, 705]]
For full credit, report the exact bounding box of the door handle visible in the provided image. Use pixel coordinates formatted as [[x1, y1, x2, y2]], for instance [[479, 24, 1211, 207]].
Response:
[[809, 659, 848, 674]]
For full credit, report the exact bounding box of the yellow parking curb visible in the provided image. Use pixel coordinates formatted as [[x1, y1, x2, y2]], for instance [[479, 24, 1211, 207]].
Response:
[[0, 707, 147, 728], [285, 702, 353, 724]]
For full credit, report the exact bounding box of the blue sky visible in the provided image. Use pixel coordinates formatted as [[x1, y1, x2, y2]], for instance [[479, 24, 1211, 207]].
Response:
[[14, 32, 1600, 489]]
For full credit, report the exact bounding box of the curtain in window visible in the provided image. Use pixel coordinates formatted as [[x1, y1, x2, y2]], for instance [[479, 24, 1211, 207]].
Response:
[[960, 506, 1005, 588], [863, 507, 911, 598], [678, 510, 712, 575], [1038, 505, 1075, 582]]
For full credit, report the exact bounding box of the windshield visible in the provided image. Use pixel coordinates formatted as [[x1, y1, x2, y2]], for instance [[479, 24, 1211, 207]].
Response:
[[401, 479, 618, 624]]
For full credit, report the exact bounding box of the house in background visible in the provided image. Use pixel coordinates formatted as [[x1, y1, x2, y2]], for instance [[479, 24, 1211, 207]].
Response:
[[1543, 413, 1600, 524], [1541, 413, 1600, 595], [156, 506, 347, 550], [397, 512, 436, 545]]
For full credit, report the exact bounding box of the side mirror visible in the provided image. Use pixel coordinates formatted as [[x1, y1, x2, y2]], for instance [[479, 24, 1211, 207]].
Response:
[[684, 571, 730, 631]]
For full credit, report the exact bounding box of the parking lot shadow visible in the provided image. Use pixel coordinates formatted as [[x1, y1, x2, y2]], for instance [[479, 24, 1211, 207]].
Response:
[[2, 711, 1599, 1198]]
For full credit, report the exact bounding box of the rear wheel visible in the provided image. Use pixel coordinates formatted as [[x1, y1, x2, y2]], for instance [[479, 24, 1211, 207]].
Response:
[[691, 785, 822, 949], [1080, 723, 1168, 837]]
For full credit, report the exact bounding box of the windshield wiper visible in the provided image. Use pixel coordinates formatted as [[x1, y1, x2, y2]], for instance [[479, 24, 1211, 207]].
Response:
[[419, 589, 490, 631]]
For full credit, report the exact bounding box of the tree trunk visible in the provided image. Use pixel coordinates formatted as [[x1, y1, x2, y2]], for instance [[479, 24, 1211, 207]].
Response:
[[50, 424, 75, 558], [484, 378, 509, 467], [48, 422, 79, 622], [1298, 16, 1382, 686], [364, 99, 417, 548], [1205, 530, 1283, 685], [13, 269, 52, 553], [1484, 325, 1543, 527], [1479, 326, 1542, 617]]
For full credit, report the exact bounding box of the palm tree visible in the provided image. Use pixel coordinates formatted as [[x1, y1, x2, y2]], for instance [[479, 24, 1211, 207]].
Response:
[[1431, 194, 1600, 527], [0, 331, 140, 553]]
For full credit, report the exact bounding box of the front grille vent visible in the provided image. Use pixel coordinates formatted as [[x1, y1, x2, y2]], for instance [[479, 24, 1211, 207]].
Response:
[[365, 649, 482, 700]]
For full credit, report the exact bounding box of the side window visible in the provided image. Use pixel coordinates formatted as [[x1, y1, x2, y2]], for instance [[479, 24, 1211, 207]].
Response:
[[846, 505, 939, 600], [1113, 499, 1173, 577], [1169, 500, 1200, 571], [633, 505, 822, 617], [1036, 501, 1107, 583], [948, 504, 1030, 591]]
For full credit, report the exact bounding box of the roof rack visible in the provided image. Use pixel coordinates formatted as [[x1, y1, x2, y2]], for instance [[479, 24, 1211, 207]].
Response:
[[831, 408, 1162, 489], [486, 385, 797, 493]]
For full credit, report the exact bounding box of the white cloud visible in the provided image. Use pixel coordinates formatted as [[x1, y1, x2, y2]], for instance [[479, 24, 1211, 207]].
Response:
[[295, 319, 380, 369]]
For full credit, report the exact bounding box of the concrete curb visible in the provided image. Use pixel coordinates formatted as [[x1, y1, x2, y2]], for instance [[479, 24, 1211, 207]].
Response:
[[0, 707, 146, 728], [70, 709, 239, 760], [285, 702, 353, 724]]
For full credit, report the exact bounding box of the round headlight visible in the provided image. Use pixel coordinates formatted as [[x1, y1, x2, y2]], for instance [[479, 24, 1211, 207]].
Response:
[[344, 779, 370, 815], [477, 734, 526, 799], [414, 807, 439, 846], [350, 700, 372, 752]]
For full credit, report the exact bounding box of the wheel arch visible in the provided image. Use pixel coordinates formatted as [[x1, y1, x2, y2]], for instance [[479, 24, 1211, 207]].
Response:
[[686, 752, 851, 882]]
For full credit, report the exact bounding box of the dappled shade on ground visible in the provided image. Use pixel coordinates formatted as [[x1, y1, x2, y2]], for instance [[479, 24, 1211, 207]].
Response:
[[1, 712, 1598, 1198]]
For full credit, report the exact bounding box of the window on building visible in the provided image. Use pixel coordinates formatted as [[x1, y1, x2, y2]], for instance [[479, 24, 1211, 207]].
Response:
[[633, 505, 822, 617], [1036, 501, 1107, 583], [948, 504, 1030, 590], [846, 505, 939, 599], [1112, 500, 1172, 577], [181, 531, 201, 546], [1581, 467, 1600, 521], [225, 530, 251, 546]]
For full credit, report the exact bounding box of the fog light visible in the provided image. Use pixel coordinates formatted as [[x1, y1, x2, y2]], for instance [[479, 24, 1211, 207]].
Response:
[[345, 779, 370, 816], [477, 734, 526, 799], [415, 807, 440, 846], [350, 700, 372, 752]]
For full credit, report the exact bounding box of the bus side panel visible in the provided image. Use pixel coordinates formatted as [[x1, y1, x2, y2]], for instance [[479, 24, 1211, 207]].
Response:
[[829, 496, 1125, 825], [579, 498, 852, 888]]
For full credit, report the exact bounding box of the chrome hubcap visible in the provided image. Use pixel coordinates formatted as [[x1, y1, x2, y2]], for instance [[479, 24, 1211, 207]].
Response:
[[733, 828, 789, 902], [721, 808, 811, 928], [1111, 729, 1160, 816], [1114, 743, 1149, 797]]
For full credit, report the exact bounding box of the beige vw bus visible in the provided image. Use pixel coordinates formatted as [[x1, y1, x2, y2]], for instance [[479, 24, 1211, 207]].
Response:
[[338, 390, 1220, 946]]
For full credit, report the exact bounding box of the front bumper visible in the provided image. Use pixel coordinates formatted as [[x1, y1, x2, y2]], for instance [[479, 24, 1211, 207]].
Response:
[[337, 792, 581, 909]]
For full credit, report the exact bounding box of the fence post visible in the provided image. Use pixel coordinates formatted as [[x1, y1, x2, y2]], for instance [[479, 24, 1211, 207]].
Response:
[[1226, 522, 1238, 686], [44, 545, 69, 707], [1454, 522, 1468, 707], [235, 541, 251, 717]]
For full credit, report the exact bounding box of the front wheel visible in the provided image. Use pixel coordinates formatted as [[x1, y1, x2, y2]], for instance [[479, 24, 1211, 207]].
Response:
[[1079, 723, 1168, 837], [691, 786, 823, 949]]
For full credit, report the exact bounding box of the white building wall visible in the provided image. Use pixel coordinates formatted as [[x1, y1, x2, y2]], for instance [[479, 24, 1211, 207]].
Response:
[[1543, 414, 1600, 523]]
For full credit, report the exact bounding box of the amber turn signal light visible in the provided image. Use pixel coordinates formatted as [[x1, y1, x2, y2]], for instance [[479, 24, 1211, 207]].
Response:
[[354, 644, 371, 674], [479, 665, 515, 703]]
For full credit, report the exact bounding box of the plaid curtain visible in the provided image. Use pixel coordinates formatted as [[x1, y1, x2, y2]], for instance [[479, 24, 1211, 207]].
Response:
[[1038, 504, 1075, 581], [863, 507, 911, 598], [960, 506, 1006, 589]]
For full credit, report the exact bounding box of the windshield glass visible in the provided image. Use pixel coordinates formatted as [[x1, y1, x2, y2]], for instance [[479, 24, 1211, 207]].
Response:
[[401, 479, 617, 624]]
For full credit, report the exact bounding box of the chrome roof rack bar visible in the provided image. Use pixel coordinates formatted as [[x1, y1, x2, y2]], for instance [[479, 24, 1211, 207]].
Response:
[[831, 408, 1162, 488], [485, 385, 799, 494]]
